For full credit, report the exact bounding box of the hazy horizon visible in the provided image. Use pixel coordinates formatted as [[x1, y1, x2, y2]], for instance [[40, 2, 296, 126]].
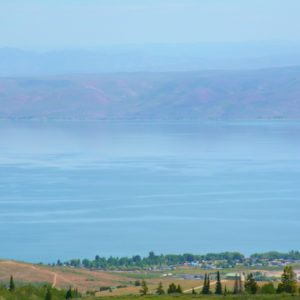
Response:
[[2, 0, 300, 77], [2, 40, 300, 52], [1, 0, 300, 48], [2, 41, 300, 77]]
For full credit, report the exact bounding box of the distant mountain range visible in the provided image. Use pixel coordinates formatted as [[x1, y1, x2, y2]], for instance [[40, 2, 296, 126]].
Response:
[[1, 66, 300, 120], [2, 42, 300, 76]]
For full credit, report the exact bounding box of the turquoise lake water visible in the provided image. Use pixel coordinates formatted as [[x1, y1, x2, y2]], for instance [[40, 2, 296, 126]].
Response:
[[0, 120, 300, 263]]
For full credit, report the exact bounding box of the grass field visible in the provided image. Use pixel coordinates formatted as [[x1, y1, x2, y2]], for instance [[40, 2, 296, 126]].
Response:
[[0, 260, 206, 294], [0, 260, 135, 292], [0, 260, 237, 296]]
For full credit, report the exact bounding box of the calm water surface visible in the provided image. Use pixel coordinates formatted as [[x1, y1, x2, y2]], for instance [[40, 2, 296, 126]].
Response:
[[0, 120, 300, 262]]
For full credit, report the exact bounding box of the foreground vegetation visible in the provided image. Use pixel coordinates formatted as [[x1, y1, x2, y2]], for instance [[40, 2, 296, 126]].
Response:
[[136, 266, 299, 296], [0, 283, 76, 300], [90, 295, 300, 300], [1, 266, 300, 300], [2, 290, 300, 300]]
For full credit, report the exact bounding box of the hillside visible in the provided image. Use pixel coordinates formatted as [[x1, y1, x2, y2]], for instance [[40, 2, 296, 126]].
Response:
[[2, 42, 300, 76], [0, 67, 300, 120], [0, 259, 208, 294], [0, 260, 131, 292], [0, 258, 298, 296]]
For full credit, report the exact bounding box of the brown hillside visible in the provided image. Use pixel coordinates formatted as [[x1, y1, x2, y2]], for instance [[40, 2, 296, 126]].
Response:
[[0, 260, 134, 292]]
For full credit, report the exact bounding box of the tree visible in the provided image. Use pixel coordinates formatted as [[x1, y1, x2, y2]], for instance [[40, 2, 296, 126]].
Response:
[[70, 259, 80, 268], [134, 280, 141, 287], [156, 282, 165, 295], [207, 274, 210, 294], [45, 287, 52, 300], [176, 284, 183, 293], [201, 273, 210, 294], [201, 273, 207, 294], [215, 271, 222, 294], [277, 266, 297, 294], [167, 283, 177, 294], [192, 288, 196, 294], [66, 287, 72, 299], [238, 275, 243, 293], [140, 280, 149, 295], [9, 275, 15, 292], [72, 288, 80, 298], [224, 285, 228, 296], [260, 283, 275, 294], [233, 274, 243, 294], [233, 275, 238, 294], [244, 273, 258, 294], [57, 259, 62, 266]]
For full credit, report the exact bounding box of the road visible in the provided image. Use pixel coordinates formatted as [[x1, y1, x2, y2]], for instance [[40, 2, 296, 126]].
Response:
[[183, 280, 227, 293], [0, 260, 77, 289]]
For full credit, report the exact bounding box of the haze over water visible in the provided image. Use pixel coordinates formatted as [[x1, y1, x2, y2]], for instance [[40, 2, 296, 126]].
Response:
[[1, 120, 300, 263]]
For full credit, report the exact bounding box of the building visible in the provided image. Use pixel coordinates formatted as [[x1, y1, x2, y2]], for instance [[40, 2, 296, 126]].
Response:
[[225, 273, 243, 280]]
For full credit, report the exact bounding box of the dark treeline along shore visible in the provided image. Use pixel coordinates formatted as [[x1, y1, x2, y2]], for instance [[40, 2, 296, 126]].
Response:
[[51, 250, 300, 270]]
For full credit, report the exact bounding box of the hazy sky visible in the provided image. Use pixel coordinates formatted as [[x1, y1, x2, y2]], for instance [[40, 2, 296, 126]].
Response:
[[1, 0, 300, 48]]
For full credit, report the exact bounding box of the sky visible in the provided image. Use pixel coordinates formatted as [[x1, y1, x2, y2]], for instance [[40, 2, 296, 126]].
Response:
[[0, 0, 300, 48]]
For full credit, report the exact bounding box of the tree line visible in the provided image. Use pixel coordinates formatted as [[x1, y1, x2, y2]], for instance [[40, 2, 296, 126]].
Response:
[[250, 250, 300, 261], [54, 250, 300, 270], [56, 251, 244, 270]]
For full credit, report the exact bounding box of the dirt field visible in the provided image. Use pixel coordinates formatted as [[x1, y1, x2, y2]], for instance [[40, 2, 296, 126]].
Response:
[[0, 260, 134, 292], [0, 260, 210, 294]]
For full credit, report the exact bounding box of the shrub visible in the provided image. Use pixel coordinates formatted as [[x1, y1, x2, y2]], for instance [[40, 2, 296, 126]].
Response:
[[260, 282, 276, 294]]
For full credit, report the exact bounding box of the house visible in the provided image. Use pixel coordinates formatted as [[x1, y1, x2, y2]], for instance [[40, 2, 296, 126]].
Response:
[[187, 261, 199, 267]]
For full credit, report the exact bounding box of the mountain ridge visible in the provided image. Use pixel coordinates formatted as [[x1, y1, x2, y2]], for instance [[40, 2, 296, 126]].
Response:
[[1, 66, 300, 120], [2, 42, 300, 76]]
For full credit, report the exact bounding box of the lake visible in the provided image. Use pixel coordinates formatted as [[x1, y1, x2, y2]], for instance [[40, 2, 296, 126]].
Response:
[[0, 120, 300, 263]]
